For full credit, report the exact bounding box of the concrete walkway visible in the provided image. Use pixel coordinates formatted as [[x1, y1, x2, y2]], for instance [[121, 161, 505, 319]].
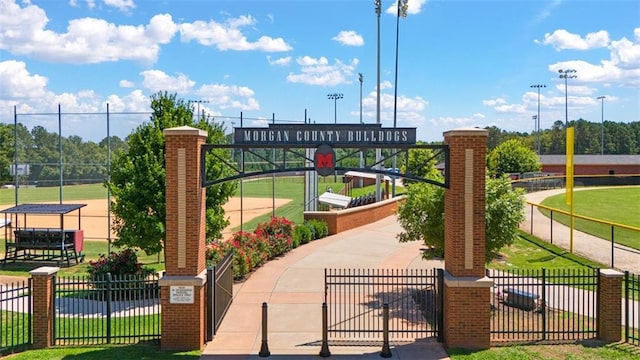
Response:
[[200, 215, 449, 360], [521, 188, 640, 273]]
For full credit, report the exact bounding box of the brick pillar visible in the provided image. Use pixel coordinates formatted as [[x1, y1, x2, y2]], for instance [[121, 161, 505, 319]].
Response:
[[30, 266, 59, 349], [598, 269, 623, 342], [160, 126, 208, 351], [442, 128, 492, 350]]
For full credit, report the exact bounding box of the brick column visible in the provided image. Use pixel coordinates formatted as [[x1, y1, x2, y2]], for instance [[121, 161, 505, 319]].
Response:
[[30, 266, 59, 349], [442, 128, 492, 350], [160, 126, 208, 351], [598, 269, 623, 342]]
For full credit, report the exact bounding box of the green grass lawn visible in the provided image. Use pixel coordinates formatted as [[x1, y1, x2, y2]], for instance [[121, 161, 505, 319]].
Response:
[[539, 187, 640, 250], [0, 184, 108, 205]]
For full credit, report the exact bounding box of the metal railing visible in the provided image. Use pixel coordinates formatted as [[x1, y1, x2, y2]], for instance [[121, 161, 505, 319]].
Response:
[[488, 268, 599, 343], [625, 272, 640, 346], [324, 268, 441, 341], [53, 273, 161, 345], [206, 251, 234, 341], [0, 279, 31, 355], [526, 201, 640, 269]]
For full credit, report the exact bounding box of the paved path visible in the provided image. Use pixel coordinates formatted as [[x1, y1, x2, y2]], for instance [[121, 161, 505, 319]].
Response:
[[200, 215, 449, 360], [521, 188, 640, 273]]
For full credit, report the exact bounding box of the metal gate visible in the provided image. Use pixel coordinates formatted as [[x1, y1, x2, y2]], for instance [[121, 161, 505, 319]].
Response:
[[324, 268, 442, 342], [206, 251, 234, 341]]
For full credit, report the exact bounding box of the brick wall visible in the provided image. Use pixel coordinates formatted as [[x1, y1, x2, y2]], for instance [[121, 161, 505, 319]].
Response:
[[303, 197, 403, 235]]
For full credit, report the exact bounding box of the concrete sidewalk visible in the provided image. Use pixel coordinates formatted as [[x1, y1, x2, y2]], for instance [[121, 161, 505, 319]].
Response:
[[200, 215, 449, 360], [521, 188, 640, 273]]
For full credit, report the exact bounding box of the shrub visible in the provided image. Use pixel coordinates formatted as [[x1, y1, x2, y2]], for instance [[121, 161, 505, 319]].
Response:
[[305, 219, 328, 240], [255, 216, 294, 258], [87, 248, 153, 280], [294, 224, 312, 245]]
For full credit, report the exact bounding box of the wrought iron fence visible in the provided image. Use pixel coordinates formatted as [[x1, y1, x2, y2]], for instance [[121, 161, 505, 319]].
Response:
[[625, 271, 640, 346], [53, 272, 161, 345], [206, 251, 234, 341], [0, 279, 31, 355], [324, 268, 441, 341], [488, 268, 599, 343]]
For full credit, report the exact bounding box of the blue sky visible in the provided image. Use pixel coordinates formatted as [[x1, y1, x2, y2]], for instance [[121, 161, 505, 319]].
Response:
[[0, 0, 638, 143]]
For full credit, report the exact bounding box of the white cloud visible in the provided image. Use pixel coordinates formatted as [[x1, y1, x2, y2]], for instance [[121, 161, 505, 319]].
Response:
[[385, 0, 427, 16], [104, 0, 135, 12], [540, 29, 610, 51], [482, 98, 507, 107], [286, 56, 358, 86], [267, 55, 291, 66], [0, 60, 48, 99], [179, 15, 292, 52], [197, 83, 260, 111], [332, 31, 364, 46], [0, 1, 178, 64], [119, 79, 135, 88], [140, 70, 195, 93]]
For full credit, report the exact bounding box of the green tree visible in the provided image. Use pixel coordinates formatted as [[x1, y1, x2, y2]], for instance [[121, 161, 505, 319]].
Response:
[[487, 138, 541, 176], [397, 175, 525, 262], [402, 143, 440, 185], [106, 92, 236, 256]]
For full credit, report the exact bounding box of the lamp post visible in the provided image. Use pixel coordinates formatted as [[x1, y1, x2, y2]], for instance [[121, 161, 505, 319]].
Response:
[[391, 0, 408, 198], [358, 73, 364, 187], [558, 69, 577, 127], [374, 0, 382, 202], [532, 115, 537, 152], [327, 93, 343, 124], [530, 84, 545, 154], [188, 100, 209, 120], [597, 95, 606, 155]]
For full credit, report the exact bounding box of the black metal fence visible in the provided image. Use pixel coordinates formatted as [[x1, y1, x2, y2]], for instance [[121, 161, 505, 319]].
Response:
[[53, 273, 161, 345], [206, 251, 234, 341], [625, 271, 640, 346], [324, 268, 441, 341], [0, 279, 31, 355], [488, 268, 599, 343]]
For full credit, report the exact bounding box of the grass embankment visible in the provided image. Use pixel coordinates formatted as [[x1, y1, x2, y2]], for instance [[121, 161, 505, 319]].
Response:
[[539, 187, 640, 250]]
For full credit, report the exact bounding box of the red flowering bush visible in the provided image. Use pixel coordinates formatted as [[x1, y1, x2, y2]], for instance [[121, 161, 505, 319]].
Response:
[[205, 216, 298, 280], [88, 248, 153, 280]]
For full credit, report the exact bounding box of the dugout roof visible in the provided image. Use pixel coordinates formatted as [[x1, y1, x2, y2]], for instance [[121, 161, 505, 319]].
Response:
[[0, 203, 87, 215]]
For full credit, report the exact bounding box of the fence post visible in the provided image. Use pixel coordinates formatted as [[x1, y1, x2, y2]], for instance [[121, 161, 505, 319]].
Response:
[[597, 269, 623, 342], [380, 303, 392, 358], [30, 266, 59, 349], [206, 267, 214, 341], [106, 273, 112, 344], [319, 302, 331, 357], [259, 302, 270, 357]]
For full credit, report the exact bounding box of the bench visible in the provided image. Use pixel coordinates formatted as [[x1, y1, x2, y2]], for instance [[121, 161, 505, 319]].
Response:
[[3, 228, 84, 267], [503, 288, 540, 311]]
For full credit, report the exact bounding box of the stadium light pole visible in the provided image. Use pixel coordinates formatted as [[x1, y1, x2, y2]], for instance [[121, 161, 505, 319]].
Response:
[[358, 73, 364, 187], [391, 0, 408, 198], [597, 95, 606, 155], [558, 69, 577, 127], [530, 84, 545, 154], [327, 93, 343, 124], [188, 100, 209, 120], [532, 115, 538, 152], [374, 0, 382, 202]]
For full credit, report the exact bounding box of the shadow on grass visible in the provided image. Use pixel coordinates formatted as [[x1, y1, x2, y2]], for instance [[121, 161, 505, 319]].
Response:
[[517, 232, 606, 269], [7, 343, 201, 360]]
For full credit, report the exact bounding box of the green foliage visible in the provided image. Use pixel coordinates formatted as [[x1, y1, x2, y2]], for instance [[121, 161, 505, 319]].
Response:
[[397, 175, 525, 262], [205, 216, 328, 279], [106, 92, 236, 256], [293, 224, 312, 245], [87, 249, 154, 279], [487, 138, 541, 176], [403, 144, 440, 185], [305, 219, 329, 239]]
